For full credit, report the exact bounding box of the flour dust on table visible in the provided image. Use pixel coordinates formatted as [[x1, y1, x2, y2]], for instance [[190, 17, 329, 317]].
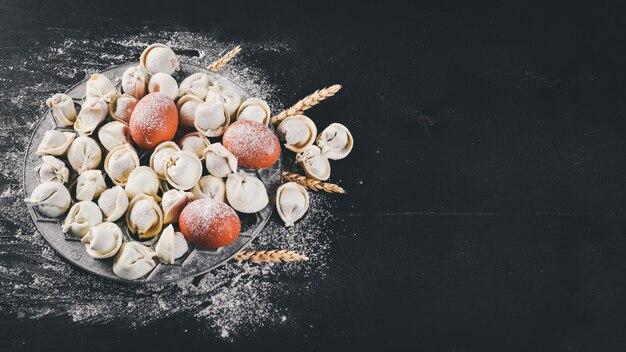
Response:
[[0, 30, 333, 339]]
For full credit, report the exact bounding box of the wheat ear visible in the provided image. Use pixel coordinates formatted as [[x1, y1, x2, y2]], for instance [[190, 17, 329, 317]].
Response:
[[207, 45, 242, 71], [270, 84, 342, 125], [234, 250, 310, 263], [282, 171, 346, 194]]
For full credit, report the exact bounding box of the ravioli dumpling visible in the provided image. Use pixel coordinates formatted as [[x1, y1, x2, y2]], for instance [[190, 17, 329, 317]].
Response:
[[125, 166, 160, 201], [113, 242, 157, 280], [296, 145, 330, 181], [121, 66, 148, 99], [237, 98, 271, 126], [36, 130, 75, 156], [97, 186, 128, 222], [39, 155, 69, 184], [74, 97, 107, 136], [85, 74, 117, 102], [98, 121, 131, 152], [104, 143, 139, 186], [277, 115, 317, 153], [46, 93, 77, 127], [161, 189, 192, 224], [225, 170, 268, 213], [126, 194, 163, 239], [164, 151, 202, 190], [75, 169, 106, 202], [276, 182, 309, 227], [155, 225, 188, 264], [67, 136, 102, 174], [62, 201, 103, 238], [316, 123, 354, 160], [82, 222, 123, 259], [149, 141, 180, 180], [203, 143, 237, 177], [192, 175, 226, 202], [24, 181, 71, 218]]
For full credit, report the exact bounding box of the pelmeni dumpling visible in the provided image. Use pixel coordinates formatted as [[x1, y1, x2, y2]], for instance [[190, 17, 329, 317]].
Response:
[[39, 155, 69, 184], [46, 93, 76, 127], [140, 43, 180, 76], [125, 166, 160, 201], [317, 123, 354, 160], [205, 82, 242, 117], [155, 225, 188, 264], [62, 201, 103, 238], [237, 98, 271, 126], [178, 73, 211, 99], [85, 74, 117, 102], [74, 97, 107, 136], [276, 182, 310, 227], [226, 170, 268, 213], [164, 151, 202, 190], [104, 143, 139, 186], [194, 99, 230, 137], [113, 242, 157, 280], [121, 66, 147, 99], [178, 132, 210, 159], [176, 94, 202, 128], [98, 186, 128, 222], [126, 194, 163, 239], [108, 93, 138, 124], [67, 136, 102, 173], [296, 145, 331, 181], [277, 115, 317, 153], [36, 130, 75, 156], [24, 181, 71, 217], [148, 72, 178, 100], [98, 121, 131, 151], [161, 189, 192, 224], [192, 175, 226, 202], [75, 170, 106, 202], [203, 143, 237, 177], [81, 222, 123, 259], [149, 141, 180, 180]]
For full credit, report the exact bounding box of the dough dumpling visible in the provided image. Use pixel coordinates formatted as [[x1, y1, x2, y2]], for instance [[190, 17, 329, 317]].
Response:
[[113, 242, 157, 280], [24, 181, 71, 218], [39, 155, 69, 184], [62, 201, 103, 238], [225, 170, 268, 213]]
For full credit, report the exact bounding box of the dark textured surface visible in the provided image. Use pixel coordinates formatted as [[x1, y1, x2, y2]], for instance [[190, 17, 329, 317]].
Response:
[[3, 1, 626, 351]]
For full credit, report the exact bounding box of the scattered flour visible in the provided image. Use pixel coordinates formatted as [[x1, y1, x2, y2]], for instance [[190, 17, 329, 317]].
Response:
[[0, 29, 333, 341]]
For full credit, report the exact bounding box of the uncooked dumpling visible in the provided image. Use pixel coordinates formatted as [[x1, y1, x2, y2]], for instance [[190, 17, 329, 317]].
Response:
[[46, 93, 76, 127], [192, 175, 226, 202], [237, 98, 271, 126], [178, 72, 212, 99], [160, 189, 192, 224], [203, 143, 237, 177], [108, 94, 138, 125], [316, 123, 354, 160], [39, 155, 69, 184], [97, 186, 128, 222], [82, 222, 123, 259], [148, 72, 178, 100], [104, 143, 139, 186], [225, 170, 268, 213], [62, 201, 103, 238], [121, 66, 147, 99], [67, 136, 102, 174], [85, 74, 117, 102], [36, 130, 75, 156], [205, 81, 242, 117], [164, 151, 202, 190], [98, 121, 131, 152], [176, 94, 202, 128], [140, 43, 180, 75], [276, 182, 309, 227], [113, 242, 157, 280], [125, 166, 160, 201], [75, 169, 106, 202], [277, 115, 317, 153], [74, 97, 108, 136], [149, 141, 180, 180], [126, 194, 163, 239], [24, 181, 71, 218], [178, 132, 210, 159], [154, 224, 188, 264], [194, 99, 230, 137], [296, 145, 330, 181]]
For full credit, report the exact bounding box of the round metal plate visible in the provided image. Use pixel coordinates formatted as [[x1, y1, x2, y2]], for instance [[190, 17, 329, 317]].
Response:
[[22, 62, 281, 284]]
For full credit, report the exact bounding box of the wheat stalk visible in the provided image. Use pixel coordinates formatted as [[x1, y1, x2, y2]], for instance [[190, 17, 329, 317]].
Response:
[[207, 45, 242, 71], [270, 84, 342, 125], [234, 250, 310, 263], [282, 171, 346, 194]]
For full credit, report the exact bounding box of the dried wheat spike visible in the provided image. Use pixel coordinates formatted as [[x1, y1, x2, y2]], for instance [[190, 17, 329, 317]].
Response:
[[234, 250, 310, 263], [207, 45, 242, 71], [270, 84, 342, 125], [282, 171, 346, 194]]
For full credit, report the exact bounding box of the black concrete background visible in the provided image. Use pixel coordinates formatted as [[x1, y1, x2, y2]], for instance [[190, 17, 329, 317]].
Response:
[[3, 1, 626, 351]]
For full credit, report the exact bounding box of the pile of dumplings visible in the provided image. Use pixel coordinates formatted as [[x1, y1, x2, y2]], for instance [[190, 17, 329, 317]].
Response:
[[24, 43, 354, 281]]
